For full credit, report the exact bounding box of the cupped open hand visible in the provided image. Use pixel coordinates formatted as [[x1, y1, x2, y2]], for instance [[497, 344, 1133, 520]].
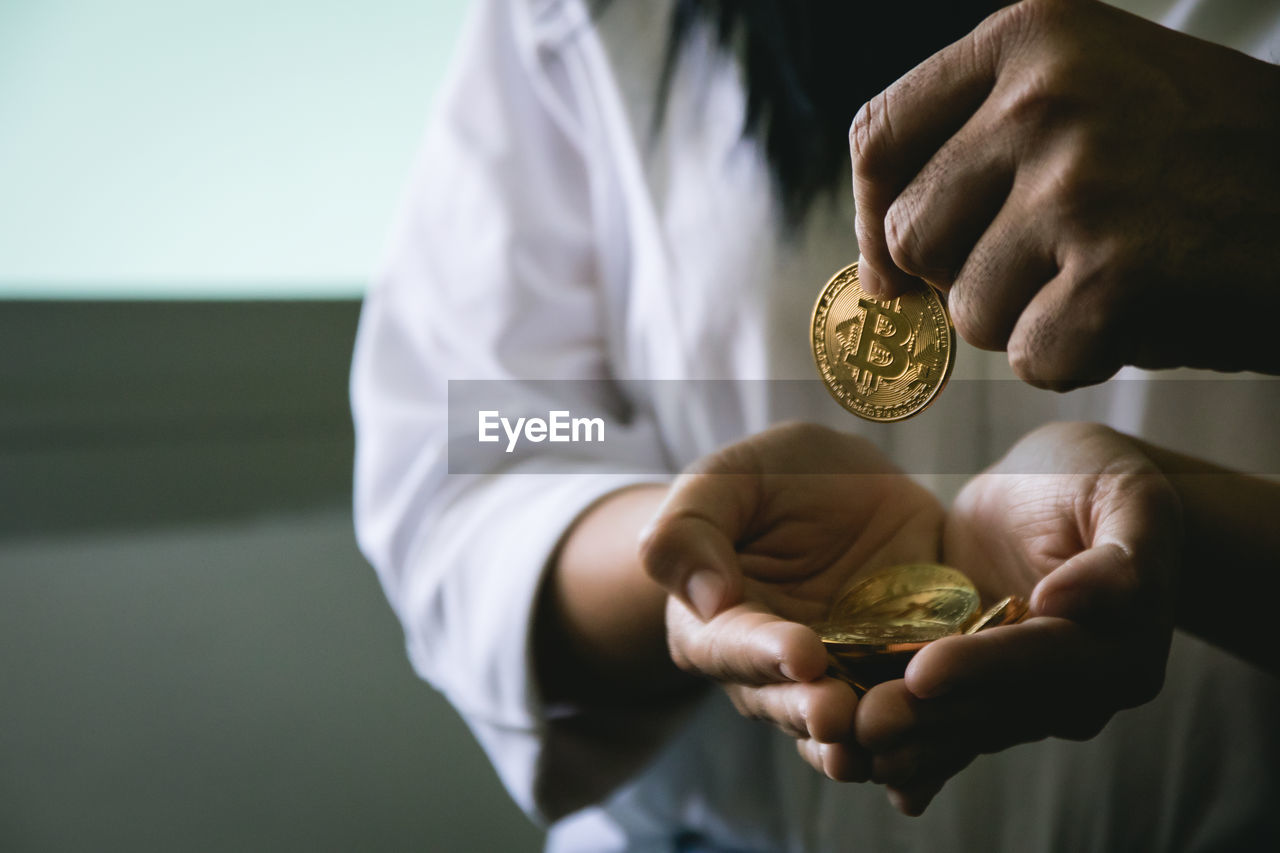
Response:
[[639, 422, 945, 782], [855, 422, 1180, 815], [641, 421, 1181, 813]]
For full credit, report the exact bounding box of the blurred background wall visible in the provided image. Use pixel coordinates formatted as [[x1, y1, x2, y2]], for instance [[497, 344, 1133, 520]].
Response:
[[1, 1, 543, 849]]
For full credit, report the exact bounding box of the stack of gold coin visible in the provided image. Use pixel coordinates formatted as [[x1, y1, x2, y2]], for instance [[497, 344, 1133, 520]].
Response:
[[811, 564, 1029, 695], [811, 262, 956, 421]]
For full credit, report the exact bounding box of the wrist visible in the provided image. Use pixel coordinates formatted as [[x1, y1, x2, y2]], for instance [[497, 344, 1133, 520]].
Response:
[[535, 484, 698, 706]]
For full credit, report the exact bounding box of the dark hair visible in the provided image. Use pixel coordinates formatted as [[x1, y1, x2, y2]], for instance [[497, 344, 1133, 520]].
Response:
[[655, 1, 1007, 227]]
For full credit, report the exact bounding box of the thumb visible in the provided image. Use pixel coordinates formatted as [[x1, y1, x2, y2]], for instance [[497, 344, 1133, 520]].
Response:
[[640, 510, 743, 621], [1032, 470, 1180, 625], [1030, 542, 1139, 624], [639, 472, 755, 620]]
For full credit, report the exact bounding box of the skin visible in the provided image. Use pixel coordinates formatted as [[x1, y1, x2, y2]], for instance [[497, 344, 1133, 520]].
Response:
[[856, 421, 1182, 814], [539, 423, 947, 779], [536, 421, 1280, 818], [642, 423, 946, 781], [536, 483, 691, 707], [849, 0, 1280, 388], [533, 0, 1280, 818], [858, 423, 1280, 814]]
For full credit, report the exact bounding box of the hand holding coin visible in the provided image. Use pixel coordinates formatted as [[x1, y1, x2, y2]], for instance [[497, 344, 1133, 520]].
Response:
[[849, 0, 1280, 386], [640, 422, 945, 783], [812, 262, 955, 422], [641, 420, 1180, 811], [853, 422, 1181, 816]]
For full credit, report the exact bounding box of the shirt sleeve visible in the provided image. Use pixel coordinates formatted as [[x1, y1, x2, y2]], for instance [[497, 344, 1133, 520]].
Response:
[[350, 0, 673, 824]]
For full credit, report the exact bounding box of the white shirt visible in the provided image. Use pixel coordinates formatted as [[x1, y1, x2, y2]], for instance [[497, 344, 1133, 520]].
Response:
[[351, 1, 1280, 849]]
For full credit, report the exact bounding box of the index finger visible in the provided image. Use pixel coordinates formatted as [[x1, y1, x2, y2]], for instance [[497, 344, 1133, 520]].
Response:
[[850, 4, 1014, 296], [666, 598, 830, 685]]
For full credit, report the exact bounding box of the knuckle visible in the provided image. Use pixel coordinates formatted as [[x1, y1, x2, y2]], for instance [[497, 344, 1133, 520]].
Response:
[[1062, 274, 1131, 383], [636, 517, 672, 573], [988, 0, 1037, 36], [990, 4, 1089, 134], [989, 0, 1063, 44], [1008, 334, 1065, 390], [1007, 296, 1113, 392], [1034, 144, 1112, 231], [949, 283, 1006, 352], [1007, 325, 1052, 388], [1001, 68, 1077, 138], [637, 530, 682, 588], [853, 209, 875, 249], [883, 199, 929, 278], [849, 93, 891, 177], [848, 105, 869, 158]]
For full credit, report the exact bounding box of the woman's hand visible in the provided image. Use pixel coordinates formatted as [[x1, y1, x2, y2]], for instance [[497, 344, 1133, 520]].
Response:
[[639, 422, 945, 781], [855, 422, 1181, 815]]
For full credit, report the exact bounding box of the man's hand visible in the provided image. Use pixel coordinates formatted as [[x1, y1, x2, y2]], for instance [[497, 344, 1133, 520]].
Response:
[[639, 423, 945, 782], [854, 422, 1181, 815], [850, 0, 1280, 388]]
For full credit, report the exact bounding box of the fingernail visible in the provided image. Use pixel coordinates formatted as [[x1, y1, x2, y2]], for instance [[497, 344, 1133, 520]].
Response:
[[685, 569, 726, 621], [887, 789, 908, 814], [1033, 583, 1087, 620]]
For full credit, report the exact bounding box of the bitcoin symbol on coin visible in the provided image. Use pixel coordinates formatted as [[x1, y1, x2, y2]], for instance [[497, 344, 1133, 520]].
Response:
[[842, 298, 914, 392], [811, 263, 955, 422]]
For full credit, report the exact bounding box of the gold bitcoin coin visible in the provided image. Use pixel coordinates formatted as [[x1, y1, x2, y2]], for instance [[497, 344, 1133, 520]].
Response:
[[811, 262, 955, 422], [830, 563, 979, 631], [964, 595, 1030, 634], [811, 564, 1032, 695], [812, 621, 955, 653]]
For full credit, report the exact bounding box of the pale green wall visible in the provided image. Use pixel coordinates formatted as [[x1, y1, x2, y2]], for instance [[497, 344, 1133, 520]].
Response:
[[0, 0, 470, 297]]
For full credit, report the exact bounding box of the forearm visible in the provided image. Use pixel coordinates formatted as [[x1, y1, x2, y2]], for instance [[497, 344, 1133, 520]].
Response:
[[534, 484, 701, 707], [1137, 440, 1280, 675]]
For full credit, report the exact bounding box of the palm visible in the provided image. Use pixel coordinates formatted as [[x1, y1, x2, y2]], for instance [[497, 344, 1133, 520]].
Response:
[[718, 426, 945, 624], [941, 422, 1179, 618], [941, 472, 1081, 605]]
